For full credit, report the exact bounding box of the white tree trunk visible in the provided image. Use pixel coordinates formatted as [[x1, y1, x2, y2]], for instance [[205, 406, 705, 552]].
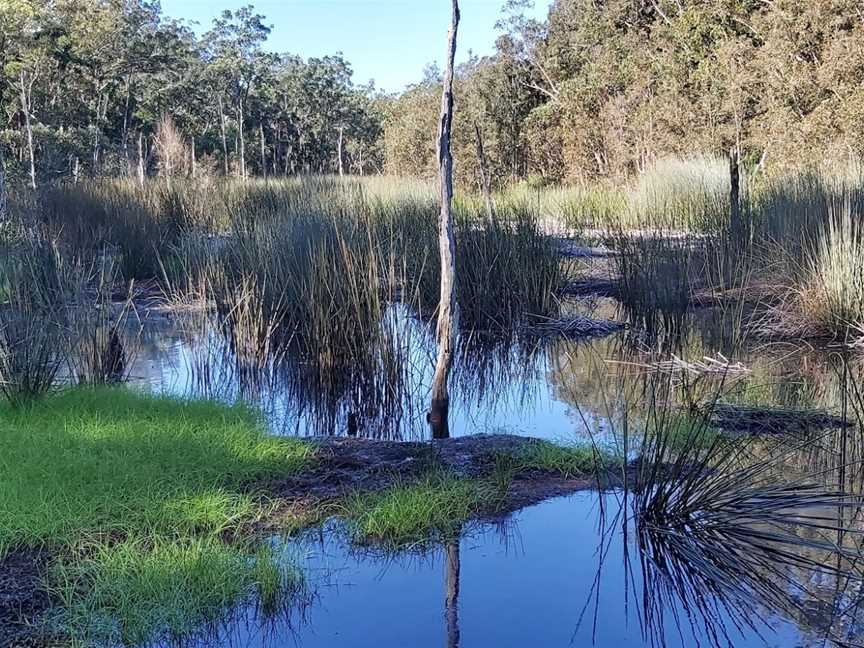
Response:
[[19, 72, 37, 190], [218, 96, 229, 175], [259, 123, 266, 180], [429, 0, 460, 439], [137, 132, 146, 187], [337, 125, 345, 177], [0, 148, 8, 222], [237, 99, 246, 179]]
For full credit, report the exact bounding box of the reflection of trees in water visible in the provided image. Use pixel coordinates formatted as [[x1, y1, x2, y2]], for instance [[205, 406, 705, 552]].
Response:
[[129, 298, 864, 451], [449, 331, 546, 424]]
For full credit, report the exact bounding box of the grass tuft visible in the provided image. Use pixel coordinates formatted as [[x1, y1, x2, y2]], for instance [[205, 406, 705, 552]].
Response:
[[342, 471, 506, 547], [498, 440, 617, 479], [51, 536, 303, 646]]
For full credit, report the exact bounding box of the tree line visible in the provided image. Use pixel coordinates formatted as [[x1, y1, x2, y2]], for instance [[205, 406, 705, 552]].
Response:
[[386, 0, 864, 186], [0, 1, 385, 187], [2, 0, 863, 190]]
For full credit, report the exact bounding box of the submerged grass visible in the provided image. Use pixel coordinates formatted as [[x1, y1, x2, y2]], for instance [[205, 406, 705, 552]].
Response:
[[0, 387, 314, 643]]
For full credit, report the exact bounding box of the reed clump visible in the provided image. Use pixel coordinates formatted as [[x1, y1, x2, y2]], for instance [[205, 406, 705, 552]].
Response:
[[0, 237, 68, 405]]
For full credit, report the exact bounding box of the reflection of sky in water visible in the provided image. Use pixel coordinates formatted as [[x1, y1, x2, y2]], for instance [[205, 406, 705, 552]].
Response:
[[165, 493, 812, 648], [124, 309, 613, 443], [123, 305, 858, 446], [129, 310, 862, 647]]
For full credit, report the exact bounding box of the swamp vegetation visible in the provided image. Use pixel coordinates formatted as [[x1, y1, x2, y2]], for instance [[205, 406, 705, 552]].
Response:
[[1, 161, 864, 646], [3, 1, 864, 647]]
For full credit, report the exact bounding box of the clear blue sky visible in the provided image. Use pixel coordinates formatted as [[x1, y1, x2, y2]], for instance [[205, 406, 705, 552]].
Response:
[[160, 0, 553, 93]]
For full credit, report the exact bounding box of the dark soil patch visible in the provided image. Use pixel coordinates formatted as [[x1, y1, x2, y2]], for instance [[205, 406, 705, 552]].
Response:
[[0, 549, 51, 648], [262, 434, 617, 531]]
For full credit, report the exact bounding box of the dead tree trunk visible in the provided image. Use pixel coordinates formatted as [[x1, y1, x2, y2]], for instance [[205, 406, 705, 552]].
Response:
[[474, 122, 494, 224], [729, 147, 742, 240], [429, 0, 460, 440], [445, 539, 461, 648]]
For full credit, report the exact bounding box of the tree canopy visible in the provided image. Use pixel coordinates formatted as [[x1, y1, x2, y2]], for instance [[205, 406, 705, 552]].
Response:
[[2, 0, 862, 187], [0, 1, 385, 184]]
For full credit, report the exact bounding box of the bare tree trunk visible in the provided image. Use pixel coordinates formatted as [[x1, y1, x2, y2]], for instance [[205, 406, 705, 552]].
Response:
[[218, 96, 229, 175], [729, 146, 741, 240], [474, 122, 494, 224], [429, 0, 460, 440], [19, 72, 37, 190], [237, 99, 246, 179], [259, 123, 267, 180], [121, 78, 132, 175], [137, 132, 145, 188], [191, 139, 196, 179], [445, 539, 461, 648], [0, 148, 8, 222], [337, 125, 345, 177]]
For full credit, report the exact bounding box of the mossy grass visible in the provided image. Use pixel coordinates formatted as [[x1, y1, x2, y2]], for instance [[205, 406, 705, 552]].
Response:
[[0, 387, 314, 644]]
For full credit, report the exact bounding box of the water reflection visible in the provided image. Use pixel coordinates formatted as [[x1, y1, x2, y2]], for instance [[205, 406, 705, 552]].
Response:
[[163, 493, 854, 648], [123, 299, 864, 449]]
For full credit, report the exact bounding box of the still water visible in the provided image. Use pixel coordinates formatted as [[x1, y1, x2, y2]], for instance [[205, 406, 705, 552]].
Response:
[[167, 493, 837, 648], [127, 301, 862, 647], [126, 301, 856, 446]]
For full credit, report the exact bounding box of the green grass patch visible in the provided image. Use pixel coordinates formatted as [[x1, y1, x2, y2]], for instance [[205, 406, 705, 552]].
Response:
[[342, 442, 620, 548], [342, 471, 507, 548], [0, 387, 314, 644], [498, 440, 619, 479], [51, 537, 303, 646]]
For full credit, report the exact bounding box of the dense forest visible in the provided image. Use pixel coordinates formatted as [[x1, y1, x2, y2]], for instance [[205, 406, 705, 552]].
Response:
[[2, 0, 863, 189]]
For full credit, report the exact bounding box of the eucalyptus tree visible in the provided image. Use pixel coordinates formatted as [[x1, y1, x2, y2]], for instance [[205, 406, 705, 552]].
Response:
[[1, 0, 59, 188], [203, 6, 272, 177]]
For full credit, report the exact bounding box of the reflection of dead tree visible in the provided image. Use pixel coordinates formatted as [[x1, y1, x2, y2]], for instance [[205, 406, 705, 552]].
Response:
[[445, 539, 461, 648], [610, 352, 750, 377], [429, 0, 460, 439]]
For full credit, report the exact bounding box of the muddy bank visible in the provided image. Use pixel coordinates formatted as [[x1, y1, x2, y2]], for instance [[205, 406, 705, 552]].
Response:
[[0, 549, 51, 648], [262, 434, 615, 529]]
